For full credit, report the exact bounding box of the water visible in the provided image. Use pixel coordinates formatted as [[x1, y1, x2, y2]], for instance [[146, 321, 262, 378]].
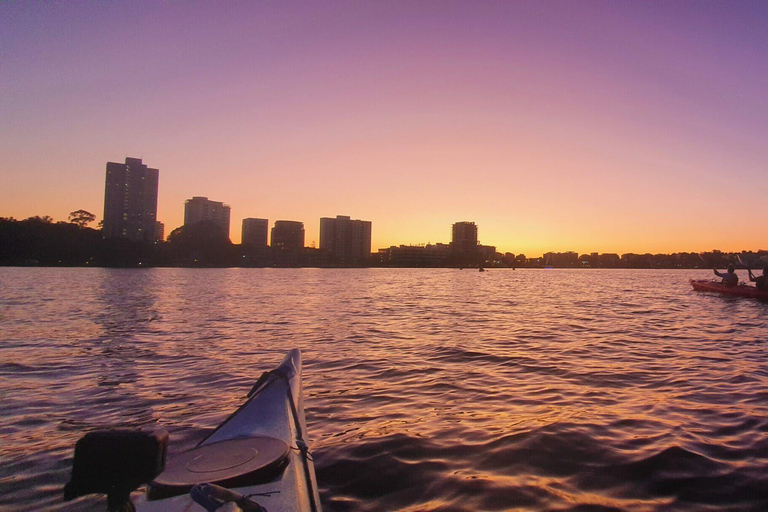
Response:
[[1, 268, 767, 511]]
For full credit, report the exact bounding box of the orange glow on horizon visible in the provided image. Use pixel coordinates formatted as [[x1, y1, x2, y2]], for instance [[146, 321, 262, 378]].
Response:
[[2, 3, 766, 256]]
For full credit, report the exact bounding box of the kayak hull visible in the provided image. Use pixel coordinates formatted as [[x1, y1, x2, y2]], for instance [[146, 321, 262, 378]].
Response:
[[134, 349, 321, 512], [690, 279, 768, 300]]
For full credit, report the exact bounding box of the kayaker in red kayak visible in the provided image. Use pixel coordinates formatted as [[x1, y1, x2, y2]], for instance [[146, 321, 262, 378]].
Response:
[[714, 264, 739, 287], [747, 266, 768, 291]]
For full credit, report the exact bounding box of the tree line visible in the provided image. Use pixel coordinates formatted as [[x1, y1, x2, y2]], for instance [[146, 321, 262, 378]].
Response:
[[2, 212, 765, 269], [0, 213, 238, 267]]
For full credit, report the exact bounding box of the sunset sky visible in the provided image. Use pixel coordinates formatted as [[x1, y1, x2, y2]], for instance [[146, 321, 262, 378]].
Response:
[[2, 1, 767, 255]]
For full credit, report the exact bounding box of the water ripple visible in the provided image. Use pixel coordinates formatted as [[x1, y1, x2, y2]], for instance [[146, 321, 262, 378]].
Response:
[[1, 268, 767, 511]]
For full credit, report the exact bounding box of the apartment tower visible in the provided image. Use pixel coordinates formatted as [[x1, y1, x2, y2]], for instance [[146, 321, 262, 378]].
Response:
[[451, 221, 479, 263], [319, 215, 372, 266], [242, 218, 269, 248], [271, 221, 305, 250], [102, 157, 159, 242], [184, 197, 231, 239]]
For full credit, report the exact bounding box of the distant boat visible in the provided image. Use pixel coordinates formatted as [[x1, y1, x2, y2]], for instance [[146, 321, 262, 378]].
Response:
[[479, 267, 485, 272], [690, 279, 768, 300]]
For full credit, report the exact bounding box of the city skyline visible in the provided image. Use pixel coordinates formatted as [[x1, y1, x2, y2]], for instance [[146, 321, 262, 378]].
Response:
[[9, 152, 768, 257], [10, 150, 768, 258], [2, 2, 767, 255]]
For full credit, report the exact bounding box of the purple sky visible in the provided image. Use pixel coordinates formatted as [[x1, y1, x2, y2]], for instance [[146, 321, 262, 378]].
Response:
[[2, 1, 767, 253]]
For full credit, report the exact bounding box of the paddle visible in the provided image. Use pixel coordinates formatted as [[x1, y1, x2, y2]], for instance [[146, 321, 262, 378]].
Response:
[[699, 253, 718, 280], [738, 255, 756, 283]]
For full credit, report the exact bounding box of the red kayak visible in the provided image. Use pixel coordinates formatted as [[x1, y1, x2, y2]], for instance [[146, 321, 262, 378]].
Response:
[[690, 279, 768, 300]]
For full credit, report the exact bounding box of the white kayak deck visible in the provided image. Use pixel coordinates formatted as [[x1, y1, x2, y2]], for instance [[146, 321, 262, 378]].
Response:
[[134, 350, 320, 511]]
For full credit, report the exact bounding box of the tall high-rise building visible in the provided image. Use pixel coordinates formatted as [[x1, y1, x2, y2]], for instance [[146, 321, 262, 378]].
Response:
[[450, 221, 479, 263], [155, 221, 165, 242], [271, 221, 305, 250], [102, 157, 159, 242], [242, 218, 269, 248], [319, 215, 372, 266], [184, 197, 231, 239]]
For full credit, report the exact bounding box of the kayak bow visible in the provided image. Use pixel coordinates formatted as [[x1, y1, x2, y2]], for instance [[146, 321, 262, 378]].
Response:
[[690, 279, 768, 300], [66, 349, 321, 512]]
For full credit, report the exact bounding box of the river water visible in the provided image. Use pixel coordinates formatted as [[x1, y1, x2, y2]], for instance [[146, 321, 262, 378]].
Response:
[[1, 268, 767, 511]]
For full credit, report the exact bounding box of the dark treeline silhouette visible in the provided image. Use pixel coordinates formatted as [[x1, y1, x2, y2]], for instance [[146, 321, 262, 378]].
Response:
[[2, 216, 766, 269], [1, 217, 162, 267], [0, 216, 317, 267], [512, 250, 768, 269], [373, 246, 768, 269], [166, 221, 236, 267]]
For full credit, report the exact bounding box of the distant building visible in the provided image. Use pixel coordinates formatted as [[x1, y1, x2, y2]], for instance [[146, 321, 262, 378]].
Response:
[[450, 221, 480, 264], [184, 197, 231, 239], [155, 221, 165, 242], [377, 243, 449, 267], [102, 157, 159, 242], [578, 253, 595, 267], [319, 215, 372, 266], [543, 251, 579, 267], [301, 247, 330, 267], [621, 253, 653, 268], [271, 220, 305, 267], [271, 221, 305, 250], [479, 244, 497, 263], [600, 253, 620, 267], [242, 218, 269, 248]]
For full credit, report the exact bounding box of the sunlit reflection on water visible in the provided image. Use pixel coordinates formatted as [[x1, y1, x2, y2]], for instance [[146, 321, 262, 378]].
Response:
[[1, 268, 767, 511]]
